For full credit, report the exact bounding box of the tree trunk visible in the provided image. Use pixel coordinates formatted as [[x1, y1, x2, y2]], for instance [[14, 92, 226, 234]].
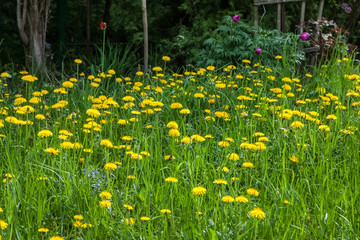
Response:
[[86, 0, 92, 49], [16, 0, 51, 70], [142, 0, 148, 72]]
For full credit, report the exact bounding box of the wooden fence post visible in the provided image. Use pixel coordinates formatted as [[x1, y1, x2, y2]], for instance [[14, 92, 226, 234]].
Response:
[[277, 3, 281, 31], [254, 5, 259, 27], [316, 0, 324, 39], [142, 0, 148, 73], [300, 0, 306, 33]]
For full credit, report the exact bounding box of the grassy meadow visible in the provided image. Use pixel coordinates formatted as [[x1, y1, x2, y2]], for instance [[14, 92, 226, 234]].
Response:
[[0, 54, 360, 239]]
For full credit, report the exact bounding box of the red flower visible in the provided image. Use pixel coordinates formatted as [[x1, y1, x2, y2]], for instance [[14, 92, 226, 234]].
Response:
[[100, 21, 107, 30]]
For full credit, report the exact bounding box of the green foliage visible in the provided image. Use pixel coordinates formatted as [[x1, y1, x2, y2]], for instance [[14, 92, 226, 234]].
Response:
[[1, 51, 360, 239], [83, 42, 141, 77], [197, 16, 307, 67]]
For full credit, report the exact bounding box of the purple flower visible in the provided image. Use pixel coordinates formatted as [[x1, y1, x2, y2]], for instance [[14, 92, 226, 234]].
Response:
[[345, 6, 352, 13], [255, 48, 262, 54], [232, 15, 240, 22], [341, 3, 352, 13], [341, 3, 349, 9], [300, 32, 309, 40]]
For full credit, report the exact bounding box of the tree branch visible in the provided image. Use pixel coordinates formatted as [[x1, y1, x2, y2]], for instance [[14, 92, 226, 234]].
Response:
[[16, 0, 29, 46]]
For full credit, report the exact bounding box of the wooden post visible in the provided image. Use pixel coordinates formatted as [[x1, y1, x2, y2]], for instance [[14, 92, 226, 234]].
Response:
[[254, 0, 305, 32], [316, 0, 324, 39], [300, 0, 306, 33], [142, 0, 148, 73], [317, 0, 324, 21], [86, 0, 91, 50], [254, 5, 259, 27], [281, 3, 286, 32], [277, 3, 281, 31]]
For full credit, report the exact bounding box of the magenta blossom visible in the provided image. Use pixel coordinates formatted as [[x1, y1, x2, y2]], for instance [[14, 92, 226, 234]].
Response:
[[300, 32, 309, 40], [232, 15, 240, 22], [255, 48, 262, 54]]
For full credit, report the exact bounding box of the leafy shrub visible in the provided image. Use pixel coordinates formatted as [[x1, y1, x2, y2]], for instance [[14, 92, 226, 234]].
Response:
[[198, 16, 307, 67]]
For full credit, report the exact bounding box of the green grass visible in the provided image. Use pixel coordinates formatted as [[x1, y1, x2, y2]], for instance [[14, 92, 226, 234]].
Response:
[[0, 54, 359, 239]]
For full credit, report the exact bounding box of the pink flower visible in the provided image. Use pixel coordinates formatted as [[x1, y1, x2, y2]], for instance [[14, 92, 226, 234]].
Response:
[[100, 21, 107, 30], [255, 48, 262, 54], [232, 15, 240, 22], [300, 32, 309, 40]]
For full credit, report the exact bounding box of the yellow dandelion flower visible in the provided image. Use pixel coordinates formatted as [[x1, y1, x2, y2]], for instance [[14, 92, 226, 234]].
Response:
[[242, 162, 254, 168], [194, 93, 205, 98], [74, 215, 83, 220], [44, 148, 60, 155], [218, 141, 230, 147], [124, 204, 134, 210], [167, 121, 178, 129], [38, 129, 53, 138], [179, 108, 190, 114], [50, 236, 64, 240], [62, 81, 74, 88], [227, 153, 239, 161], [191, 134, 205, 142], [258, 136, 269, 142], [162, 56, 170, 61], [165, 177, 178, 183], [221, 195, 234, 203], [100, 139, 113, 148], [100, 190, 112, 199], [0, 220, 8, 229], [290, 121, 304, 129], [121, 136, 133, 141], [213, 179, 228, 184], [38, 228, 49, 232], [35, 114, 45, 120], [124, 218, 135, 225], [168, 129, 180, 137], [99, 200, 112, 208], [249, 208, 266, 219], [130, 153, 143, 160], [86, 108, 101, 118], [235, 196, 248, 203], [192, 186, 207, 196], [170, 102, 183, 109], [319, 125, 330, 132], [164, 155, 175, 160], [290, 155, 298, 163], [160, 209, 171, 214], [326, 114, 337, 120], [104, 162, 117, 171], [181, 136, 192, 144], [247, 188, 259, 196]]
